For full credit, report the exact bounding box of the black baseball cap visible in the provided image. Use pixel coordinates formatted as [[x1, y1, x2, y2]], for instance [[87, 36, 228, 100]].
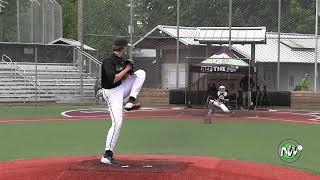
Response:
[[113, 37, 128, 47]]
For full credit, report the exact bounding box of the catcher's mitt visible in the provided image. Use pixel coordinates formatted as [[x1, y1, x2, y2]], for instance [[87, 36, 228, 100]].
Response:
[[123, 59, 135, 75]]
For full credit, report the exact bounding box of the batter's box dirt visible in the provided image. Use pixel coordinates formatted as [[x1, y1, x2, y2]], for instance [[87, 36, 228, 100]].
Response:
[[67, 159, 190, 173], [179, 112, 273, 118], [230, 113, 273, 117], [179, 112, 207, 117]]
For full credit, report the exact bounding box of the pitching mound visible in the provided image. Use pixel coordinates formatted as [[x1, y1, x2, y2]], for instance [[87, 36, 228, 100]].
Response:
[[68, 159, 189, 173], [1, 154, 319, 180]]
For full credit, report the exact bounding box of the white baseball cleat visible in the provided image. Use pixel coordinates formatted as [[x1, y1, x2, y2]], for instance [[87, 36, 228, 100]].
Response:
[[101, 150, 114, 164], [125, 102, 134, 109], [125, 97, 141, 111], [125, 102, 141, 111], [101, 156, 113, 164]]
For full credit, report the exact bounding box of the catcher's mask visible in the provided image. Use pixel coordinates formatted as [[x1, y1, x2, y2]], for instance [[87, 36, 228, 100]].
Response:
[[219, 85, 225, 91]]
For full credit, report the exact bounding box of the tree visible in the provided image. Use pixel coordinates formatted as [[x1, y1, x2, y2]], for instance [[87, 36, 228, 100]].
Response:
[[133, 0, 177, 39], [82, 0, 130, 58], [281, 0, 315, 34], [57, 0, 77, 39], [179, 0, 229, 27], [0, 0, 17, 42], [232, 1, 279, 31], [55, 0, 318, 59], [134, 0, 229, 35]]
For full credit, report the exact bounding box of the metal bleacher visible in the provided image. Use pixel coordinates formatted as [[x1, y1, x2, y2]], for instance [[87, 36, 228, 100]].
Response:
[[0, 54, 96, 103]]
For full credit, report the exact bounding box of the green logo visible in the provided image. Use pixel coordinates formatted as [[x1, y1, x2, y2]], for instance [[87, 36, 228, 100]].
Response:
[[278, 139, 303, 163], [116, 65, 123, 72]]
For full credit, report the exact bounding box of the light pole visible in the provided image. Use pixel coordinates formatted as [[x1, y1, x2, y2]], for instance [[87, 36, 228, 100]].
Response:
[[78, 0, 84, 102], [277, 0, 281, 91], [315, 0, 318, 91], [228, 0, 232, 50], [129, 0, 133, 60], [17, 0, 20, 42], [176, 0, 180, 89]]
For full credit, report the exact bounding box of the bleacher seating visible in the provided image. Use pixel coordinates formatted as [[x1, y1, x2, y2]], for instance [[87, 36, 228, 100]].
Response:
[[0, 62, 97, 103]]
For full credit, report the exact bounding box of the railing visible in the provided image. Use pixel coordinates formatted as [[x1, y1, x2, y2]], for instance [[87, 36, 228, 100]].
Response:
[[1, 54, 41, 89], [75, 48, 101, 77], [76, 48, 102, 66], [13, 62, 77, 79]]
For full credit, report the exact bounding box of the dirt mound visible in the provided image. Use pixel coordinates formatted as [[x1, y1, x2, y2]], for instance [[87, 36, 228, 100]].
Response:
[[68, 159, 189, 173], [0, 155, 319, 180]]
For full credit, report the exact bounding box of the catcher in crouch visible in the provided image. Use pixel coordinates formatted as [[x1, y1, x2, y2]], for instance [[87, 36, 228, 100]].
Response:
[[209, 85, 230, 113]]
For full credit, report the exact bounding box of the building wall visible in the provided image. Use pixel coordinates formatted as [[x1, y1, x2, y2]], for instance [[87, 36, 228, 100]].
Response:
[[154, 46, 320, 91], [159, 46, 209, 89], [256, 63, 277, 91], [161, 61, 320, 91], [161, 63, 186, 89], [0, 43, 73, 63], [134, 57, 158, 87], [257, 63, 319, 91], [282, 63, 317, 91]]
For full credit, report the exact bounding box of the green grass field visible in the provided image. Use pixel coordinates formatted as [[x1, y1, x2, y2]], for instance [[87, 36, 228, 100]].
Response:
[[0, 116, 319, 174], [0, 105, 105, 118]]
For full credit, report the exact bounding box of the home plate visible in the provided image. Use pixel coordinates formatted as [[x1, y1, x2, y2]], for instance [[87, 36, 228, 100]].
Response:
[[142, 165, 153, 168], [121, 165, 130, 168]]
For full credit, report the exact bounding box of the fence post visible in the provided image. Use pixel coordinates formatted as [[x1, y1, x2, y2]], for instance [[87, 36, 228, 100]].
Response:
[[277, 0, 281, 91], [78, 0, 84, 103], [35, 46, 38, 105], [315, 0, 319, 91]]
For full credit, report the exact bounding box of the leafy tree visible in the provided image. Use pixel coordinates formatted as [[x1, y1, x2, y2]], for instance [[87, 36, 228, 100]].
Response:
[[57, 0, 77, 39], [232, 1, 279, 31], [82, 0, 130, 58], [179, 0, 229, 27], [133, 0, 317, 35], [134, 0, 177, 35], [0, 0, 17, 42], [281, 0, 316, 34], [30, 0, 320, 57]]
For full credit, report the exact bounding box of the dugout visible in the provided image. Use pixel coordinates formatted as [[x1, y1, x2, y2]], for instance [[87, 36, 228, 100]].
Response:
[[181, 27, 266, 108], [185, 51, 256, 108]]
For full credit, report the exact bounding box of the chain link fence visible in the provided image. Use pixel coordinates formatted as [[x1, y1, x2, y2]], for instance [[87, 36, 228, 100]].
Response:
[[0, 0, 62, 43], [82, 0, 318, 92], [0, 43, 97, 104], [0, 0, 98, 104], [0, 0, 319, 105]]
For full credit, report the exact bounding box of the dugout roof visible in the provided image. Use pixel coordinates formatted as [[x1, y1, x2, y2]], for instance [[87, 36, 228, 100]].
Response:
[[133, 25, 266, 49], [194, 27, 266, 45], [48, 38, 96, 51]]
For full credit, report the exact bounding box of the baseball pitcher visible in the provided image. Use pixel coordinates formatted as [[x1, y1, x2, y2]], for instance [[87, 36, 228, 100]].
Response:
[[100, 37, 146, 164]]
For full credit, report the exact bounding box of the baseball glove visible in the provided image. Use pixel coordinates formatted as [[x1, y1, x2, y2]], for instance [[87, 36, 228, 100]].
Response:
[[123, 59, 135, 75], [96, 88, 103, 98]]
